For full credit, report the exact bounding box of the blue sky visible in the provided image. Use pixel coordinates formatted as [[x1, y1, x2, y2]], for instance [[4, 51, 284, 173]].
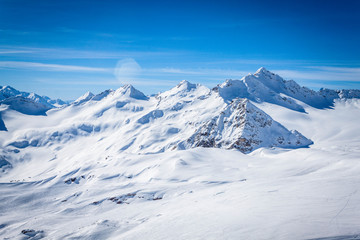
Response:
[[1, 0, 360, 100]]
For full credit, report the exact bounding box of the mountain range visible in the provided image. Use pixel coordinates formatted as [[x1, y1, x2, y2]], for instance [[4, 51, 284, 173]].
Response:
[[1, 68, 360, 239], [1, 67, 359, 154]]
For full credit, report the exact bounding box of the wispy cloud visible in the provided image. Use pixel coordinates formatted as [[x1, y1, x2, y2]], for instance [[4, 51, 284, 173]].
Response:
[[274, 67, 360, 82], [0, 45, 189, 59], [0, 50, 34, 54], [0, 59, 248, 79], [35, 78, 120, 85], [146, 67, 248, 78], [0, 61, 109, 72], [35, 77, 179, 88], [307, 66, 360, 74], [153, 68, 201, 75]]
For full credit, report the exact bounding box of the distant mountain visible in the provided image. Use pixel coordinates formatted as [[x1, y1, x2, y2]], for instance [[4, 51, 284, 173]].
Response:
[[0, 85, 66, 115], [0, 85, 68, 131], [214, 67, 360, 112], [1, 96, 52, 116]]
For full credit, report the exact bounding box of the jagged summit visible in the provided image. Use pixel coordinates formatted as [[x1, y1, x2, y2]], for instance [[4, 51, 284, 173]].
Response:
[[0, 85, 64, 118], [0, 96, 51, 116], [159, 80, 209, 99], [183, 98, 312, 153], [116, 84, 148, 100], [72, 85, 148, 106], [0, 85, 56, 109], [214, 72, 306, 112], [254, 66, 270, 75], [92, 89, 114, 101], [253, 67, 286, 90], [73, 91, 94, 105], [214, 67, 360, 112], [176, 80, 197, 91], [0, 85, 21, 100]]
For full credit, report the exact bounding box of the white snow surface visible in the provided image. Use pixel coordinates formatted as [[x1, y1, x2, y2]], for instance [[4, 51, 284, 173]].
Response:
[[1, 68, 360, 239]]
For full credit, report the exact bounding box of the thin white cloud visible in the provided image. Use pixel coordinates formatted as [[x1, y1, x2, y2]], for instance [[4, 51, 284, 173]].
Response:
[[35, 77, 178, 87], [0, 45, 189, 59], [307, 66, 360, 73], [0, 59, 247, 79], [145, 67, 248, 78], [154, 68, 201, 75], [274, 68, 360, 82], [0, 61, 109, 72], [35, 78, 120, 85], [0, 50, 34, 54]]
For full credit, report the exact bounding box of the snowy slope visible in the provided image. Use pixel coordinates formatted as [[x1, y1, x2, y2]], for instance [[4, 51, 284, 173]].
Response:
[[0, 99, 360, 239], [1, 68, 360, 239]]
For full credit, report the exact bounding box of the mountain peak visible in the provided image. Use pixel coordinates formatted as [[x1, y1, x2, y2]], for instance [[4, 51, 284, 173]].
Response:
[[176, 80, 197, 91], [184, 97, 312, 153], [0, 85, 63, 115], [215, 71, 306, 112], [2, 85, 17, 91], [80, 91, 94, 99], [116, 84, 148, 100], [0, 85, 21, 98], [122, 84, 134, 90], [158, 80, 208, 100], [73, 91, 94, 105], [254, 67, 273, 76]]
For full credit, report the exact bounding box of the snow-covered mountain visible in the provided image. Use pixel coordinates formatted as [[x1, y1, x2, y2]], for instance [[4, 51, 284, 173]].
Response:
[[1, 68, 360, 239], [1, 77, 315, 154], [2, 67, 360, 153], [0, 86, 68, 130], [0, 85, 66, 115], [184, 98, 312, 153], [73, 85, 148, 106], [214, 67, 360, 112]]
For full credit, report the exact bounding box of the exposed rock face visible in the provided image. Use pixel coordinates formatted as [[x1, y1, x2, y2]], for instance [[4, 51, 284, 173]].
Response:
[[185, 98, 312, 153]]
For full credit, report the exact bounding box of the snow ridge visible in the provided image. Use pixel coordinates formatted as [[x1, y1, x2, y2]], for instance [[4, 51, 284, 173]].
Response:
[[214, 67, 360, 112], [0, 85, 66, 115], [184, 98, 312, 153]]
